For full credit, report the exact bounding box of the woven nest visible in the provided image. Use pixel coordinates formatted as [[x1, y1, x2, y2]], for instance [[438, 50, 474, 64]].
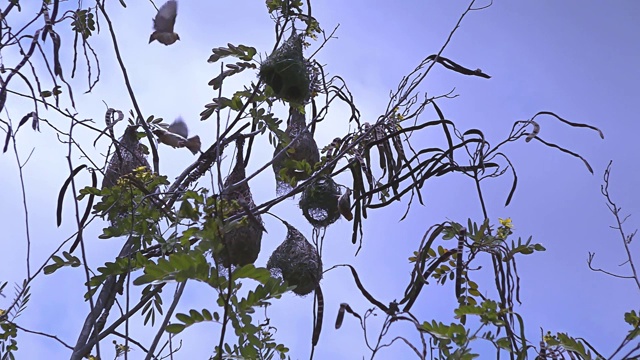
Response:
[[299, 175, 341, 228], [267, 223, 322, 296], [272, 107, 319, 196], [102, 125, 157, 230], [102, 125, 150, 189], [217, 139, 263, 268], [259, 32, 312, 104]]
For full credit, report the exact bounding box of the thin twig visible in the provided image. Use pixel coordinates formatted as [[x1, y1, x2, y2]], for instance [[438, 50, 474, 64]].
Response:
[[145, 281, 187, 360]]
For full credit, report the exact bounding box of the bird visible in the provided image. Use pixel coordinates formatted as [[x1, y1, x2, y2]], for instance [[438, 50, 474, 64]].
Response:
[[337, 188, 353, 221], [149, 0, 180, 45], [153, 117, 201, 154]]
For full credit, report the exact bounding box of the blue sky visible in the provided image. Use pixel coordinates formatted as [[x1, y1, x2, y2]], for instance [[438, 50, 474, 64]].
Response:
[[1, 1, 639, 359]]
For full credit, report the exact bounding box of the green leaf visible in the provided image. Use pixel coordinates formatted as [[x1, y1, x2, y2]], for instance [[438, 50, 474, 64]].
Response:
[[533, 244, 546, 251], [175, 312, 194, 325], [230, 95, 243, 111], [178, 199, 198, 221], [189, 309, 204, 322], [496, 337, 511, 349], [165, 323, 186, 334], [232, 265, 272, 284]]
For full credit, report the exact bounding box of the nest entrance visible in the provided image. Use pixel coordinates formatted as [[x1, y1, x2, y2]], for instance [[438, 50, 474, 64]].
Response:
[[299, 175, 341, 228]]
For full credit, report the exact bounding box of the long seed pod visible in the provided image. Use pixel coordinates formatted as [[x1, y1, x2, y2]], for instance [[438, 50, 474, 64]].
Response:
[[312, 285, 324, 346], [455, 229, 466, 299]]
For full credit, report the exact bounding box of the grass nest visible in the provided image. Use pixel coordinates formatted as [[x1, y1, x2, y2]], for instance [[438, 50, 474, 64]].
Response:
[[259, 32, 312, 104], [217, 139, 263, 268], [267, 223, 322, 296], [299, 175, 341, 228]]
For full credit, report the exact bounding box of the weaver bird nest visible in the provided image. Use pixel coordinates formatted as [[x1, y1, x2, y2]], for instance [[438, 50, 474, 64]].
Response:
[[272, 107, 319, 196], [217, 139, 263, 268], [259, 32, 314, 104], [103, 125, 150, 189], [267, 223, 322, 296], [299, 175, 341, 228]]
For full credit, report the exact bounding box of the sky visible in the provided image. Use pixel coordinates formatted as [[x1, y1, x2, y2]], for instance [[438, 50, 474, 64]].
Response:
[[1, 1, 639, 359]]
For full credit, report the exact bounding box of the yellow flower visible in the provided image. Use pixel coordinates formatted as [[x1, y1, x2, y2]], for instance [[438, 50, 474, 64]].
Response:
[[498, 217, 513, 229]]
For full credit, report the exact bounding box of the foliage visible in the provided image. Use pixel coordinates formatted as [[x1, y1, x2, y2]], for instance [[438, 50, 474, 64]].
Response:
[[0, 0, 633, 360]]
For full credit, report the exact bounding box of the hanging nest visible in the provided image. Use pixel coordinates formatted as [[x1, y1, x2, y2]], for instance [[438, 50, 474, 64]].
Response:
[[102, 125, 150, 189], [101, 125, 160, 232], [272, 106, 319, 196], [259, 31, 312, 104], [218, 138, 264, 268], [299, 175, 341, 228], [267, 222, 322, 296]]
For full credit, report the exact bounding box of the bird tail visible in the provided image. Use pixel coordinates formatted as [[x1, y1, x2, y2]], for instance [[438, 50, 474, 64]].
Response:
[[185, 136, 201, 155]]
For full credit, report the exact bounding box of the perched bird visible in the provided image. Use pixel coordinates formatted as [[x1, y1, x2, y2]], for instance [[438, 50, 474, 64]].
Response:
[[149, 0, 180, 45], [337, 188, 353, 221], [153, 117, 201, 154]]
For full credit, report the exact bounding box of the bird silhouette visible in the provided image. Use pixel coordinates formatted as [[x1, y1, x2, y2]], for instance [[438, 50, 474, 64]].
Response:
[[153, 117, 201, 154], [149, 0, 179, 45], [337, 188, 353, 221]]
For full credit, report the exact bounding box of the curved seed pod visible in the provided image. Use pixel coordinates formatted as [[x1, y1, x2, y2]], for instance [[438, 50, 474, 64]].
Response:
[[218, 138, 263, 267], [272, 106, 320, 195], [267, 222, 322, 296]]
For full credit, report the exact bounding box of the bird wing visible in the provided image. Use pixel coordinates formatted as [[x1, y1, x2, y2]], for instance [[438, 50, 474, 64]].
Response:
[[153, 0, 178, 32], [168, 117, 189, 138]]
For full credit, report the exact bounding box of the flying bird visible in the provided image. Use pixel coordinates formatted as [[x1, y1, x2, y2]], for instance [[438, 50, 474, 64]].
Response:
[[153, 117, 201, 154], [149, 0, 180, 45]]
